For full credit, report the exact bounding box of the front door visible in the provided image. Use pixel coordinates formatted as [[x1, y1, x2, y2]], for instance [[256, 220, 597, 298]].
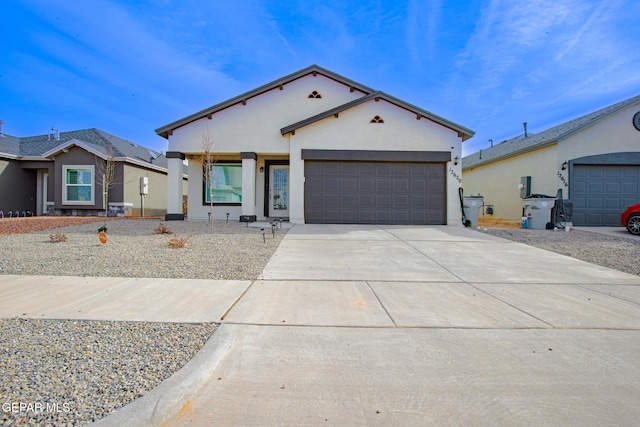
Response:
[[269, 165, 289, 218]]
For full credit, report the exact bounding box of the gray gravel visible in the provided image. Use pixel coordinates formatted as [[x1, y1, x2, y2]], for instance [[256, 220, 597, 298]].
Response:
[[1, 319, 216, 426], [0, 219, 286, 279], [0, 219, 286, 426], [483, 227, 640, 276]]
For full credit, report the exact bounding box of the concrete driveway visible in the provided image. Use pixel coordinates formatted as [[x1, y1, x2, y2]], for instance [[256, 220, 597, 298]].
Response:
[[129, 224, 640, 427]]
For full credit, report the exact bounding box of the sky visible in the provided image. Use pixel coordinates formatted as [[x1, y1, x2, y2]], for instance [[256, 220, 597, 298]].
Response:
[[2, 0, 639, 157]]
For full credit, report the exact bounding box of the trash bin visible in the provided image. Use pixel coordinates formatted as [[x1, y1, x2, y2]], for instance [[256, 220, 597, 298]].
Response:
[[522, 196, 556, 230], [463, 195, 484, 228]]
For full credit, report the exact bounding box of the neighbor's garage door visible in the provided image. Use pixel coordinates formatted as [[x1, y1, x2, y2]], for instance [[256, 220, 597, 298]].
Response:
[[304, 161, 445, 225], [571, 164, 640, 226]]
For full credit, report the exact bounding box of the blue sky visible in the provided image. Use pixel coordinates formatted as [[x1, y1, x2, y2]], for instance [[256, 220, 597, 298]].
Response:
[[2, 0, 639, 156]]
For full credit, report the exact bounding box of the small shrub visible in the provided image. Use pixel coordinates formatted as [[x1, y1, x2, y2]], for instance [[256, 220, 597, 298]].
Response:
[[154, 222, 172, 234], [49, 232, 68, 243], [167, 234, 191, 248], [97, 225, 108, 233]]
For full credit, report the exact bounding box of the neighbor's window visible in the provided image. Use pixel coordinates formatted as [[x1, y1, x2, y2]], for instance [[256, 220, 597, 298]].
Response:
[[204, 163, 242, 203], [63, 165, 94, 204]]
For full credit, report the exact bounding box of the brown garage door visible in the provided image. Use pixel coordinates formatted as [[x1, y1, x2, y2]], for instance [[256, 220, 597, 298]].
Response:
[[304, 161, 446, 224]]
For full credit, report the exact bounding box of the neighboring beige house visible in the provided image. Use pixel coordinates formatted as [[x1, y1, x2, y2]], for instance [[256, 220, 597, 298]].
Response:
[[0, 126, 187, 218], [462, 95, 640, 226], [156, 65, 474, 224]]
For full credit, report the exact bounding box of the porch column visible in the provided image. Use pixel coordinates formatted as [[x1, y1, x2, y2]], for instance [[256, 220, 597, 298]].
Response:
[[240, 152, 257, 222], [165, 151, 185, 221]]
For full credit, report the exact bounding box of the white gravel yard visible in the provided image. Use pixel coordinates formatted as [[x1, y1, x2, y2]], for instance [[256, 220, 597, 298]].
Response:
[[0, 219, 286, 426]]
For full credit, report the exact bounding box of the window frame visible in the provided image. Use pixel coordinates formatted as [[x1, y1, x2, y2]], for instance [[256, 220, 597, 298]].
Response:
[[62, 165, 95, 205], [203, 161, 243, 205]]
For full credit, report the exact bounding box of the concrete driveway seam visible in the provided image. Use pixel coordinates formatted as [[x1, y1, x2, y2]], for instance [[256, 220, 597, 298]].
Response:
[[219, 280, 257, 321], [576, 284, 640, 306], [467, 282, 556, 328], [364, 280, 398, 326], [398, 239, 468, 283]]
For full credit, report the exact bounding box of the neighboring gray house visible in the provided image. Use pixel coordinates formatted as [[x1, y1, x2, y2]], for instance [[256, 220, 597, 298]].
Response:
[[0, 125, 186, 217], [462, 94, 640, 226]]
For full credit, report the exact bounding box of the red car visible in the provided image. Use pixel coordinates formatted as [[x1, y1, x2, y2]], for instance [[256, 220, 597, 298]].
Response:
[[621, 204, 640, 235]]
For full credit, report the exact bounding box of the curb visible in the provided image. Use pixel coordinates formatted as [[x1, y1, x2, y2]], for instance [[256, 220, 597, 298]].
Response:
[[91, 324, 235, 427]]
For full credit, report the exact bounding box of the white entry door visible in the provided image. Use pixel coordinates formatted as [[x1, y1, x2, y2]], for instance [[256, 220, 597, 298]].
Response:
[[269, 165, 289, 218]]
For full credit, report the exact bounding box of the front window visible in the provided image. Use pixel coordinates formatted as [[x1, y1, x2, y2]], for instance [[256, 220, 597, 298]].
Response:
[[204, 163, 242, 204], [63, 165, 94, 205]]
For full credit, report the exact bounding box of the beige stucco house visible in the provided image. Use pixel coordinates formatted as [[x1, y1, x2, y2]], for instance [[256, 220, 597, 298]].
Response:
[[157, 65, 474, 225], [462, 95, 640, 226]]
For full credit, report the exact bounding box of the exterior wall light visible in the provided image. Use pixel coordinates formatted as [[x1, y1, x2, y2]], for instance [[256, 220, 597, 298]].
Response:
[[561, 161, 568, 170], [259, 166, 264, 173], [454, 156, 460, 165]]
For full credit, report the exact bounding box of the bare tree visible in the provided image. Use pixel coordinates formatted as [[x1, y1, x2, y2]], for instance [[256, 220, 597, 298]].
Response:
[[197, 129, 217, 232], [95, 143, 119, 224]]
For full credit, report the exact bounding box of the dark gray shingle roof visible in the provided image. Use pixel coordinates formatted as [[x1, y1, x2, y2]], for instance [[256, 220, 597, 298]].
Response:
[[462, 94, 640, 169], [2, 128, 164, 167], [0, 134, 20, 158]]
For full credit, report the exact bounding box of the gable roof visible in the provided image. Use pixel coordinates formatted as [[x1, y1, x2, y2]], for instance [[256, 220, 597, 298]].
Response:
[[280, 91, 475, 141], [0, 128, 169, 171], [155, 65, 375, 139], [463, 94, 640, 169], [155, 65, 474, 142]]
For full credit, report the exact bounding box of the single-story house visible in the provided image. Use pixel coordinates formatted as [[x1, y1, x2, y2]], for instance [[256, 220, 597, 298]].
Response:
[[462, 95, 640, 226], [0, 125, 187, 217], [156, 65, 474, 224]]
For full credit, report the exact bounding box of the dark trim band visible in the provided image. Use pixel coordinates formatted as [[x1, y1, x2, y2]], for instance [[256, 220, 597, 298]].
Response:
[[166, 151, 185, 160], [301, 149, 451, 163], [241, 152, 258, 160], [165, 213, 185, 221]]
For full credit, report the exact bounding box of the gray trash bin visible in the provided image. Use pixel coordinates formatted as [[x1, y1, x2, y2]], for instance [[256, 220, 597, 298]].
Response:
[[463, 196, 484, 228], [523, 197, 556, 229]]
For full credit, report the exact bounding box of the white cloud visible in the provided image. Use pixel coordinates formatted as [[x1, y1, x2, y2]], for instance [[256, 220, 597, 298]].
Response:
[[406, 0, 442, 67]]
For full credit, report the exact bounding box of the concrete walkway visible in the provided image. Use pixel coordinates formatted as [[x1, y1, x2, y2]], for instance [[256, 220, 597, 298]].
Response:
[[3, 224, 640, 426]]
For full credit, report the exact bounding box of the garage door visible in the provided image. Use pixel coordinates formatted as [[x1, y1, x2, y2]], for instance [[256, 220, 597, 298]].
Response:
[[571, 165, 640, 226], [304, 161, 445, 225]]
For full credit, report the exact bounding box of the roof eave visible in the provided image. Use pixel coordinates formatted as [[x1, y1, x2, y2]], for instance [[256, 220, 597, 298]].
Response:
[[0, 152, 19, 160], [117, 156, 168, 173], [281, 91, 475, 141], [41, 139, 108, 159], [462, 138, 558, 170], [155, 65, 375, 139]]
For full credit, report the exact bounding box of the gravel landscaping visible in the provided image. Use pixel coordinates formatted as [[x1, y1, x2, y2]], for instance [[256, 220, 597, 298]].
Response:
[[1, 319, 217, 426], [0, 218, 286, 279], [483, 227, 640, 276], [0, 218, 286, 426]]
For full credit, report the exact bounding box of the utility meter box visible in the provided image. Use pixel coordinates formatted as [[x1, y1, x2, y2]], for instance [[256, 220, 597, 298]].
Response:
[[463, 195, 484, 228], [522, 197, 555, 229], [140, 176, 149, 195]]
